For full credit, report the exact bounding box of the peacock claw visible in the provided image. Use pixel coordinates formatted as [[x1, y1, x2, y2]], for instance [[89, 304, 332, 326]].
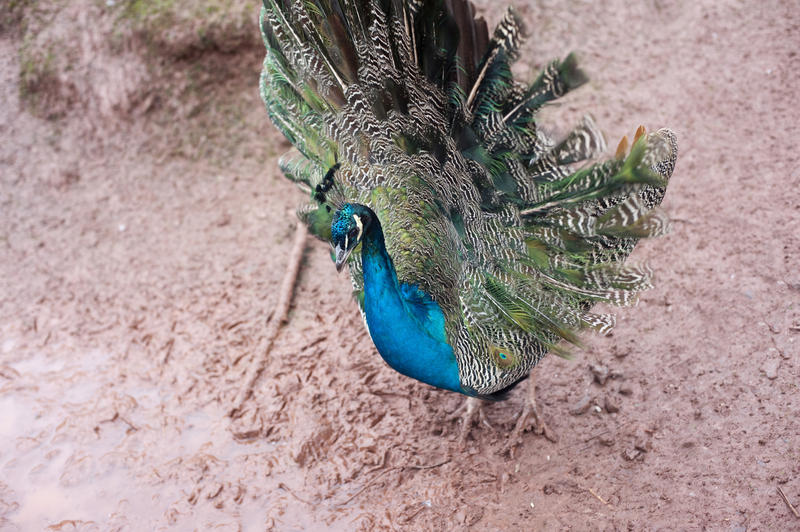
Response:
[[449, 396, 492, 448], [501, 375, 558, 457]]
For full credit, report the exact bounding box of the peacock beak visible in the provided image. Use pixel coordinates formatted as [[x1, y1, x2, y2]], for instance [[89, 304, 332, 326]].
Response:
[[334, 244, 351, 273]]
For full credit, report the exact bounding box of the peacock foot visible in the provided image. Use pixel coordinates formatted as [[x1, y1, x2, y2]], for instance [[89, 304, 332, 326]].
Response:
[[501, 375, 558, 457], [448, 396, 493, 449]]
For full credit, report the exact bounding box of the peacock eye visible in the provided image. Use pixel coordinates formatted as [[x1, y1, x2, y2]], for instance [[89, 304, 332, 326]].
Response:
[[348, 228, 359, 239]]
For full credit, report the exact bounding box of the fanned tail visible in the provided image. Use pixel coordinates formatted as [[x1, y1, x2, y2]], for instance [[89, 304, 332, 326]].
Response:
[[259, 0, 679, 395], [261, 0, 497, 233], [479, 128, 677, 367]]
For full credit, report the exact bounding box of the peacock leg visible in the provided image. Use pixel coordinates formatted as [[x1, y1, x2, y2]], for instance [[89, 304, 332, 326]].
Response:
[[448, 396, 492, 447], [501, 372, 557, 456]]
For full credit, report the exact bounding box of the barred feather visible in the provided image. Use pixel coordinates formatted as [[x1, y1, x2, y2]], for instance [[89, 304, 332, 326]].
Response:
[[260, 0, 678, 394]]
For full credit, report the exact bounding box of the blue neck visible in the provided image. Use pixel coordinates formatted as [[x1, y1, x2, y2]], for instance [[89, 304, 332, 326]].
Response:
[[360, 222, 464, 394]]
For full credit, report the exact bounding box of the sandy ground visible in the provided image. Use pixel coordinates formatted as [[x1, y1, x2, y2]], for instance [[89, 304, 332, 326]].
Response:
[[1, 0, 799, 530]]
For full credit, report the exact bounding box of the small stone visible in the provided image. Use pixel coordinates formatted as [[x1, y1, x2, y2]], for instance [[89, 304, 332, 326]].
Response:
[[590, 363, 610, 385], [634, 440, 650, 453], [599, 435, 615, 447], [570, 394, 593, 415], [771, 343, 791, 360], [618, 385, 634, 396], [761, 359, 780, 380], [542, 483, 561, 495], [604, 396, 620, 413], [622, 449, 642, 461]]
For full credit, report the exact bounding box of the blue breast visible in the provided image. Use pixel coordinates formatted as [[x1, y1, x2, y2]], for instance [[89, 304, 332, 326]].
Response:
[[360, 232, 465, 394]]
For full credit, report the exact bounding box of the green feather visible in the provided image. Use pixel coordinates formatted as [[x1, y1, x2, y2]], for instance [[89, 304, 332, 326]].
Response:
[[260, 0, 678, 395]]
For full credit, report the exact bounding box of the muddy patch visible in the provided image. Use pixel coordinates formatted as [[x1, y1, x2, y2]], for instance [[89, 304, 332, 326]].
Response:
[[1, 0, 799, 529]]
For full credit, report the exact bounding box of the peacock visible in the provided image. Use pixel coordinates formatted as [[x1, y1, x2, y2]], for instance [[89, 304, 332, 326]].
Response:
[[259, 0, 677, 449]]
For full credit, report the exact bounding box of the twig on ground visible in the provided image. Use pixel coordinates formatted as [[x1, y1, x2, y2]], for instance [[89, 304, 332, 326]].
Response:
[[98, 412, 138, 434], [278, 482, 313, 505], [406, 459, 451, 470], [341, 467, 399, 506], [577, 420, 634, 452], [400, 504, 427, 524], [229, 222, 308, 418], [778, 486, 800, 518], [588, 487, 610, 507], [162, 337, 175, 365]]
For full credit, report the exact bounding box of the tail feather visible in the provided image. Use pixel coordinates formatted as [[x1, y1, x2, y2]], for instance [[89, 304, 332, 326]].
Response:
[[490, 7, 526, 61], [260, 0, 678, 390], [503, 53, 588, 131], [555, 114, 607, 165], [476, 128, 677, 359], [596, 196, 671, 238], [520, 130, 671, 214]]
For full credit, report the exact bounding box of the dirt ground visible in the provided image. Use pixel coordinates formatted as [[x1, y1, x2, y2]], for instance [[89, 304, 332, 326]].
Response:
[[1, 0, 799, 530]]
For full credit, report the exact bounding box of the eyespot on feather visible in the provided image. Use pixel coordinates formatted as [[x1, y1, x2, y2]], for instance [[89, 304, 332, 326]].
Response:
[[490, 345, 518, 369]]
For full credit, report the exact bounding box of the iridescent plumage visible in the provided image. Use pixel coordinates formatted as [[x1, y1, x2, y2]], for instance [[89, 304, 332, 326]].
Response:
[[260, 0, 677, 398]]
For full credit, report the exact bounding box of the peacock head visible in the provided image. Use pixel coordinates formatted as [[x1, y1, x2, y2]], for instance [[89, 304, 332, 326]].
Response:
[[331, 203, 373, 273]]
